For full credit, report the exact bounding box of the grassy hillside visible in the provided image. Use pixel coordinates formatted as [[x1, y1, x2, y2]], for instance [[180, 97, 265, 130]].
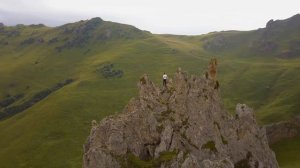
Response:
[[202, 14, 300, 58], [0, 15, 299, 167], [272, 135, 300, 168]]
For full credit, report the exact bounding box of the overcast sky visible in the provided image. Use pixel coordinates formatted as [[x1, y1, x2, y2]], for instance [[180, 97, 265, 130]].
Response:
[[0, 0, 299, 35]]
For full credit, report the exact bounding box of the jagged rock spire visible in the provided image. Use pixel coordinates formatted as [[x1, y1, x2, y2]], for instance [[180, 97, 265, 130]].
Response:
[[83, 60, 279, 168]]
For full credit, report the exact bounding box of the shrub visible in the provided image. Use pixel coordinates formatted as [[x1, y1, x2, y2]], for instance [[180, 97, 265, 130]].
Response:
[[96, 63, 124, 78], [122, 151, 177, 168], [48, 37, 59, 44], [0, 94, 24, 108], [234, 152, 252, 168], [20, 38, 35, 45], [201, 140, 218, 153], [0, 79, 74, 120]]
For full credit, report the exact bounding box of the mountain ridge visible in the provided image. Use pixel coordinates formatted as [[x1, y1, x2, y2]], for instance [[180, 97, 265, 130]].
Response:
[[202, 14, 300, 58], [0, 14, 299, 168]]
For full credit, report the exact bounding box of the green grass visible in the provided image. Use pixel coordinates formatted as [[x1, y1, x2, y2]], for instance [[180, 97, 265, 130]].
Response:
[[0, 18, 299, 167], [271, 135, 300, 168], [124, 151, 178, 168]]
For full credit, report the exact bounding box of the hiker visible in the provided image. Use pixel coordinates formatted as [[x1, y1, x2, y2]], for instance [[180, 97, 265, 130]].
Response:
[[163, 73, 168, 87]]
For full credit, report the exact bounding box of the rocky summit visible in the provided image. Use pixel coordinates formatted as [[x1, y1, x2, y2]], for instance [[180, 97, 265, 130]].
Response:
[[83, 61, 279, 168]]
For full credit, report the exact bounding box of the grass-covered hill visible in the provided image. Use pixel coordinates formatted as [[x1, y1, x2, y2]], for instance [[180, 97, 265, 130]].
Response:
[[0, 14, 299, 168], [202, 14, 300, 58]]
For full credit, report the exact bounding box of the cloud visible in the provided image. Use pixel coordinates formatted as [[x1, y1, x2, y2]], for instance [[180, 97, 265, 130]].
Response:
[[0, 0, 299, 34]]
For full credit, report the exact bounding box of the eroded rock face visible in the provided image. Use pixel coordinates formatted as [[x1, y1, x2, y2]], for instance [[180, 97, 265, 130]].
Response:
[[265, 116, 300, 145], [83, 66, 279, 168]]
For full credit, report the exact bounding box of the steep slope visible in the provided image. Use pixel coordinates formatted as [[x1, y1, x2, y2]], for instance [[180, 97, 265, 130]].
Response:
[[83, 62, 278, 168], [202, 14, 300, 58], [0, 15, 299, 167], [0, 17, 157, 122], [0, 18, 210, 167]]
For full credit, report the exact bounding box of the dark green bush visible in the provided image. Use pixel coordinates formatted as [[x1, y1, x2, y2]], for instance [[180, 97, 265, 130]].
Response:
[[121, 151, 177, 168], [20, 38, 35, 45], [96, 63, 123, 78], [201, 140, 218, 153], [0, 79, 74, 120], [0, 94, 24, 108], [234, 152, 252, 168], [48, 37, 59, 44]]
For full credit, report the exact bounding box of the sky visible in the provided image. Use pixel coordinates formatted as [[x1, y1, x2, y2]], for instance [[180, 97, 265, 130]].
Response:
[[0, 0, 299, 35]]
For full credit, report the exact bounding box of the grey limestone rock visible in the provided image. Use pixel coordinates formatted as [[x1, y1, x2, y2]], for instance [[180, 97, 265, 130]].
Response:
[[83, 61, 279, 168]]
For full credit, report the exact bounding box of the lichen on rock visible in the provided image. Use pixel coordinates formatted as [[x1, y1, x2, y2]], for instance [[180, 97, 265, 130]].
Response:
[[83, 60, 279, 168]]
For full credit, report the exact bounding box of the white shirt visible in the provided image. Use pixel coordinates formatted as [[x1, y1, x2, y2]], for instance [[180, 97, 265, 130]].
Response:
[[163, 74, 168, 80]]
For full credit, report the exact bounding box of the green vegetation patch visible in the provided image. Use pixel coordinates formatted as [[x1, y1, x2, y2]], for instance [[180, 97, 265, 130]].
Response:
[[96, 63, 124, 78], [140, 76, 147, 84], [221, 135, 228, 145], [0, 79, 74, 120], [122, 151, 178, 168], [271, 135, 300, 168], [0, 17, 300, 167], [234, 151, 253, 168], [201, 140, 218, 153], [0, 93, 24, 108]]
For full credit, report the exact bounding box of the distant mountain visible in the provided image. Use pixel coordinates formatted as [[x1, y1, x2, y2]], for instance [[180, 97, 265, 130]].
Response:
[[202, 14, 300, 58], [0, 17, 149, 51], [0, 15, 299, 168]]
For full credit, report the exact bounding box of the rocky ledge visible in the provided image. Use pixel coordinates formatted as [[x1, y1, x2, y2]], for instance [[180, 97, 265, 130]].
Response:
[[266, 116, 300, 145], [83, 60, 278, 168]]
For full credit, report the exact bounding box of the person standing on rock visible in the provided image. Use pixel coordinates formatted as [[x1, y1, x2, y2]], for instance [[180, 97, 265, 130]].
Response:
[[163, 73, 168, 87]]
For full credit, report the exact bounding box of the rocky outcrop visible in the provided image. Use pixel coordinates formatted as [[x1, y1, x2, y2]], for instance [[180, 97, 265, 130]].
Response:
[[256, 14, 300, 56], [83, 62, 279, 168], [203, 35, 228, 51], [265, 116, 300, 145], [208, 58, 218, 81], [265, 14, 300, 31]]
